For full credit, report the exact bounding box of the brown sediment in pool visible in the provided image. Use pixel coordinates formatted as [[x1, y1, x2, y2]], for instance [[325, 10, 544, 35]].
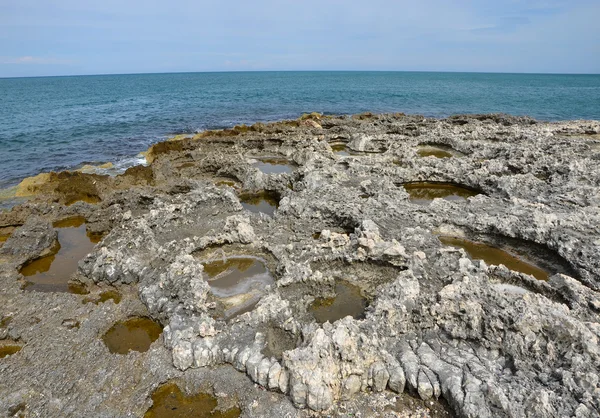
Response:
[[403, 182, 480, 205], [215, 175, 241, 189], [84, 289, 122, 305], [102, 317, 162, 354], [203, 256, 259, 278], [19, 216, 96, 293], [0, 315, 12, 328], [439, 236, 550, 281], [309, 281, 368, 324], [331, 143, 357, 156], [201, 256, 274, 319], [87, 230, 105, 244], [97, 289, 122, 304], [417, 144, 463, 158], [68, 282, 90, 295], [239, 191, 280, 216], [332, 142, 386, 155], [331, 143, 347, 152], [52, 216, 86, 228], [0, 340, 23, 359], [216, 180, 238, 188], [176, 162, 196, 170], [144, 382, 240, 418], [252, 157, 294, 174], [0, 226, 16, 247], [0, 227, 12, 240]]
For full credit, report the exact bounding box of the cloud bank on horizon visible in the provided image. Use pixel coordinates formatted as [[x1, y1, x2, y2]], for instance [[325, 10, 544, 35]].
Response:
[[0, 0, 598, 77]]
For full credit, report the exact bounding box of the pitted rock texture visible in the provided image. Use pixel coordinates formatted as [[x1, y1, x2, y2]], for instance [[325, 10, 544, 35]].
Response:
[[1, 113, 599, 417]]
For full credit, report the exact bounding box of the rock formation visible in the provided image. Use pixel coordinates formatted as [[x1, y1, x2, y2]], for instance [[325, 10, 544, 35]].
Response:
[[0, 112, 599, 417]]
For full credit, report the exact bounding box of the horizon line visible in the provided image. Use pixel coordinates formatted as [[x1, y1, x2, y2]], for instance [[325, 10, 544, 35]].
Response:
[[1, 69, 599, 80]]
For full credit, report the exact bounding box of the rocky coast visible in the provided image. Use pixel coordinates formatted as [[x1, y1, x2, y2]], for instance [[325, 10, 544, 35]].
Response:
[[0, 112, 599, 417]]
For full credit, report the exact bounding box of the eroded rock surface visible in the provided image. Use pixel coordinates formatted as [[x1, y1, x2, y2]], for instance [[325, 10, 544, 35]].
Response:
[[1, 113, 599, 417]]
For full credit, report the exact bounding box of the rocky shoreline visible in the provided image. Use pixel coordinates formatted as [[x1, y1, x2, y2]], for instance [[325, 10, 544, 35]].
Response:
[[1, 112, 599, 417]]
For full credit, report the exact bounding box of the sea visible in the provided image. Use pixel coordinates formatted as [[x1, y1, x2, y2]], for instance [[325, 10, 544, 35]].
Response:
[[1, 71, 599, 190]]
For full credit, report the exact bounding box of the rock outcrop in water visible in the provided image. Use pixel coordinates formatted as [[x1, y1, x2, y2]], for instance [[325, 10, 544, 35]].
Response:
[[0, 113, 599, 417]]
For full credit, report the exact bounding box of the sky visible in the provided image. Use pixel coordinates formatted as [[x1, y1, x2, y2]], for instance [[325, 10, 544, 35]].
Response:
[[0, 0, 599, 77]]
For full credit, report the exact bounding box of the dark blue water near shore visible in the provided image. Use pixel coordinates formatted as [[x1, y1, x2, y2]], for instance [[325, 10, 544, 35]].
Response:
[[1, 71, 599, 188]]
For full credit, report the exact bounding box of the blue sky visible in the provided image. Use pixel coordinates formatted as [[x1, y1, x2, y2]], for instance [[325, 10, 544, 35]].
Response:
[[0, 0, 598, 77]]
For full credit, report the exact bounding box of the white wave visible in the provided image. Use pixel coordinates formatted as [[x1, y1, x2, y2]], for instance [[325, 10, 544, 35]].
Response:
[[78, 153, 148, 177]]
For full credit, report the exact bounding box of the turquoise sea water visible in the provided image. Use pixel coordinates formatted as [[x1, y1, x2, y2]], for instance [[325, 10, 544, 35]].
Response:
[[1, 71, 599, 189]]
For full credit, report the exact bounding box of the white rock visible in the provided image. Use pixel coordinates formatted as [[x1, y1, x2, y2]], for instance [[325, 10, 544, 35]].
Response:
[[341, 375, 361, 400], [268, 362, 282, 390], [172, 341, 193, 370], [258, 357, 272, 387], [307, 383, 333, 411], [234, 347, 251, 372]]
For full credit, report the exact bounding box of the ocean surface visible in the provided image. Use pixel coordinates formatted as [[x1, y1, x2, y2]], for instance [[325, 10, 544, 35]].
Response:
[[1, 71, 599, 189]]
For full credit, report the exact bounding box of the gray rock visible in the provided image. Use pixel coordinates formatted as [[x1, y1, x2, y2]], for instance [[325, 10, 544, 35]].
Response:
[[234, 347, 252, 372], [341, 375, 361, 400], [307, 383, 333, 411], [387, 366, 406, 394], [0, 217, 57, 263], [2, 113, 600, 417], [267, 362, 282, 390], [246, 351, 264, 383], [368, 362, 390, 392], [172, 341, 193, 370]]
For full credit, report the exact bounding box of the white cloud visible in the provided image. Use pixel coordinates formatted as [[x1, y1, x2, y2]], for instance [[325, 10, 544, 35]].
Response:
[[0, 56, 74, 65]]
